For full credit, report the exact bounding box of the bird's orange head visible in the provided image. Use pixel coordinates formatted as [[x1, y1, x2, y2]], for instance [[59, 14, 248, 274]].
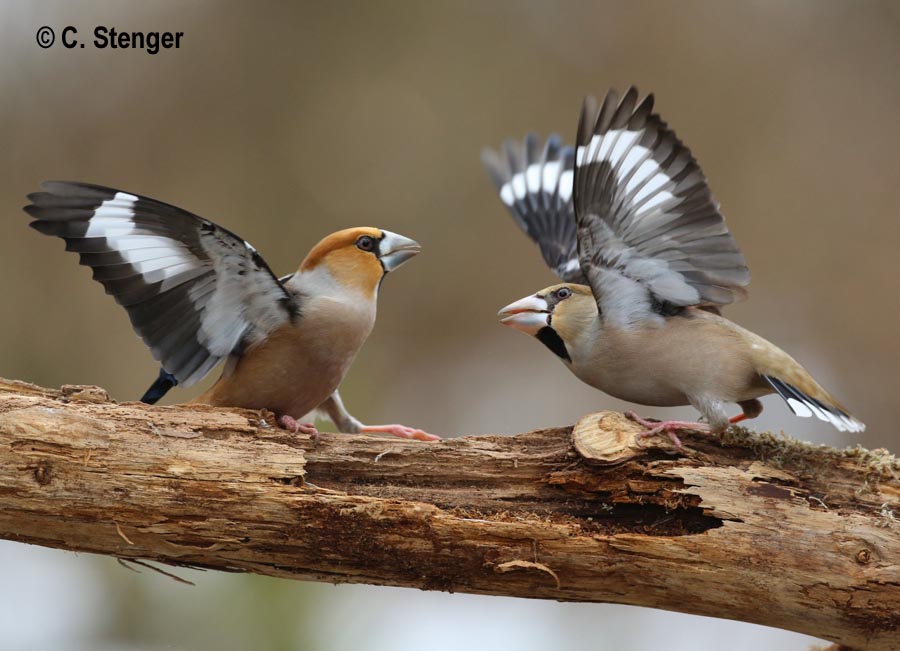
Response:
[[299, 227, 420, 297]]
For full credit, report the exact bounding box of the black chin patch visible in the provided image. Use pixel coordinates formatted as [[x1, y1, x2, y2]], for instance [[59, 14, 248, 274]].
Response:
[[536, 326, 571, 362]]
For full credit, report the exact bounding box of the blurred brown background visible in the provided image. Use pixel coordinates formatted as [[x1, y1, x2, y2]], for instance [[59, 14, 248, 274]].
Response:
[[1, 1, 898, 649]]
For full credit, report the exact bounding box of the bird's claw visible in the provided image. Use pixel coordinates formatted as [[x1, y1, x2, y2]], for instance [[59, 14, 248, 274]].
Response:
[[625, 411, 710, 450], [360, 424, 440, 442], [277, 415, 320, 441]]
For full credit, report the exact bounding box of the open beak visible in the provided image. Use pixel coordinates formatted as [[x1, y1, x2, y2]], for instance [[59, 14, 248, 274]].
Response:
[[497, 294, 549, 334], [380, 230, 421, 272]]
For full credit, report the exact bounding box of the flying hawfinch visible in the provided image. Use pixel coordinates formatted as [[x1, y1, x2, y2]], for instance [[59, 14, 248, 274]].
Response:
[[25, 182, 436, 441], [483, 87, 864, 445]]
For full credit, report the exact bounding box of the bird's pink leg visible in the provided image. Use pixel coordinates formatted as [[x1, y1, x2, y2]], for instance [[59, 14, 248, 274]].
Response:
[[277, 414, 320, 441], [625, 411, 711, 450], [729, 413, 748, 424], [359, 424, 440, 442]]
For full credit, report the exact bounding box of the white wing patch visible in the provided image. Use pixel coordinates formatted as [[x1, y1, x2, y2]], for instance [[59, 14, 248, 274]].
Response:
[[87, 193, 199, 284], [576, 131, 676, 218], [512, 174, 527, 200], [541, 160, 561, 189], [558, 170, 574, 202], [500, 163, 575, 207]]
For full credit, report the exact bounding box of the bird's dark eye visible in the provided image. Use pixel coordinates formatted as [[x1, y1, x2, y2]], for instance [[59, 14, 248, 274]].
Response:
[[556, 287, 572, 299], [356, 235, 376, 252]]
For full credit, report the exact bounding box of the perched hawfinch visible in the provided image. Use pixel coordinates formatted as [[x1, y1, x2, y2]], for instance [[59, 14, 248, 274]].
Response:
[[25, 182, 436, 441], [483, 87, 864, 445]]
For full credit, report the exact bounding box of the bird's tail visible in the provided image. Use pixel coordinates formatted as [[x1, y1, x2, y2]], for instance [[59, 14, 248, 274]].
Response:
[[764, 375, 865, 433], [141, 367, 178, 404]]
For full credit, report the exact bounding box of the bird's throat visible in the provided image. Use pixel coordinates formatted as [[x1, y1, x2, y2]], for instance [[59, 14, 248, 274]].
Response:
[[536, 326, 571, 362]]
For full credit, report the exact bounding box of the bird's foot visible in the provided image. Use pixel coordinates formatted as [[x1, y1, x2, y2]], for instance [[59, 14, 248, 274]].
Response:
[[277, 415, 320, 441], [360, 424, 440, 442], [625, 412, 710, 450]]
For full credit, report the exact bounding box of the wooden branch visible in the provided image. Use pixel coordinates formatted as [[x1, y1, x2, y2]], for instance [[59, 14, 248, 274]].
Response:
[[1, 378, 898, 650]]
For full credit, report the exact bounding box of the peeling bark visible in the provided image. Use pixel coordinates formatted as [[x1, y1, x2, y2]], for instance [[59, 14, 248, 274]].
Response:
[[0, 379, 898, 650]]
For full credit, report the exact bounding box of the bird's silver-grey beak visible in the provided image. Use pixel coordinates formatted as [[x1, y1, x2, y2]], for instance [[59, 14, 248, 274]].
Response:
[[498, 294, 550, 335], [380, 230, 421, 272]]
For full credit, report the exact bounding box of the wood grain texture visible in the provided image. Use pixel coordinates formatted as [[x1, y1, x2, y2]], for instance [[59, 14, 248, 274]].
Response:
[[0, 378, 898, 650]]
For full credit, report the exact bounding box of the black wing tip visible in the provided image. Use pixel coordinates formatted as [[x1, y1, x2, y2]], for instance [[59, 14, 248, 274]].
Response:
[[605, 85, 649, 104], [480, 147, 505, 180], [483, 132, 559, 154], [479, 146, 498, 165], [581, 86, 656, 139], [25, 181, 125, 218], [40, 180, 120, 196], [621, 85, 639, 104], [577, 96, 597, 147], [24, 189, 62, 214], [482, 133, 560, 188], [27, 219, 57, 235]]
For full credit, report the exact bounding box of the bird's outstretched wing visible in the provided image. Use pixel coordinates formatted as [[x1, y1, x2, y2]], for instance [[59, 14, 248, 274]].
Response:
[[574, 87, 750, 324], [26, 181, 298, 386], [482, 134, 586, 284]]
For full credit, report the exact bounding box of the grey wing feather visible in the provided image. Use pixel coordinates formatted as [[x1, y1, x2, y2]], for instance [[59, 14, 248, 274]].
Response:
[[481, 134, 586, 283], [25, 181, 298, 386], [574, 87, 750, 320]]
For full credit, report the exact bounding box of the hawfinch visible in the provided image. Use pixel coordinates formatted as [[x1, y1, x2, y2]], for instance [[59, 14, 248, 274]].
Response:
[[25, 182, 436, 441], [483, 87, 864, 444]]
